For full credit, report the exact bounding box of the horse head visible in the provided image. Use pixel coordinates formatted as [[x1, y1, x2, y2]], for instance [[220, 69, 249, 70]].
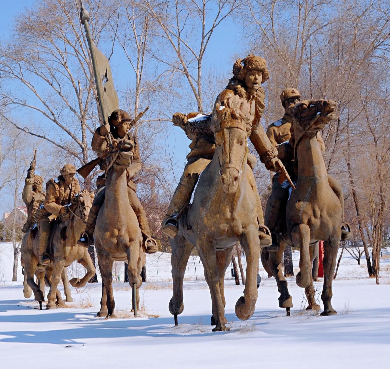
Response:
[[71, 189, 93, 223], [292, 99, 337, 142], [213, 118, 248, 194]]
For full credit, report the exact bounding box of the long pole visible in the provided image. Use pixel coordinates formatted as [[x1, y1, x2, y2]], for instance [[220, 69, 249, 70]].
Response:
[[79, 3, 112, 145]]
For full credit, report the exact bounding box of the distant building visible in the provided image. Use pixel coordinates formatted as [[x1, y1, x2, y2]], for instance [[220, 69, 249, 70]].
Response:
[[1, 207, 27, 241]]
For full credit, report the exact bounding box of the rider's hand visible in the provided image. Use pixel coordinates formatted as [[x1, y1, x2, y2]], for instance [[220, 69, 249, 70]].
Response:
[[119, 139, 134, 152], [59, 206, 69, 216], [99, 124, 110, 136]]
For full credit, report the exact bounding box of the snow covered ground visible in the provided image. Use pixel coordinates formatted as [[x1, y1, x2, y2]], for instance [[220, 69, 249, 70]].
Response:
[[0, 242, 390, 369]]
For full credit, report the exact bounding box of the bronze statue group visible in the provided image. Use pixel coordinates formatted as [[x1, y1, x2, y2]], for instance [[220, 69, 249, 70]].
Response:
[[20, 55, 352, 331]]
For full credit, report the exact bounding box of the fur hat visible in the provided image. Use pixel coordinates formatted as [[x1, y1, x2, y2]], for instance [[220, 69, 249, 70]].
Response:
[[60, 164, 76, 176], [233, 54, 269, 83], [108, 109, 132, 127], [33, 175, 43, 186]]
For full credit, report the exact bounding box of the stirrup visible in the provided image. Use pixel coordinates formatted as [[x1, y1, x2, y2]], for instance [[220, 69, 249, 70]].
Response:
[[144, 237, 158, 254], [162, 216, 179, 238], [77, 232, 93, 247], [259, 225, 272, 246]]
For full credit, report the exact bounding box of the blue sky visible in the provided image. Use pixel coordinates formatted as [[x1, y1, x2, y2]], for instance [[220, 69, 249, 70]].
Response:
[[0, 1, 247, 214]]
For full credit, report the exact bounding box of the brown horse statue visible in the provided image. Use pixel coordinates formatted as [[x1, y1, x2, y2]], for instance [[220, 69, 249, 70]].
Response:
[[94, 148, 144, 318], [22, 260, 73, 309], [169, 117, 262, 331], [46, 189, 96, 309], [262, 99, 341, 316], [21, 190, 95, 309]]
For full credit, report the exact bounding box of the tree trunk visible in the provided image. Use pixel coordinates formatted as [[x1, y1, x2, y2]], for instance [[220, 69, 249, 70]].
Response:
[[284, 245, 294, 277], [12, 241, 20, 281], [346, 125, 374, 276], [124, 262, 129, 283], [334, 244, 345, 279], [231, 255, 240, 285], [237, 246, 246, 285], [88, 246, 98, 283]]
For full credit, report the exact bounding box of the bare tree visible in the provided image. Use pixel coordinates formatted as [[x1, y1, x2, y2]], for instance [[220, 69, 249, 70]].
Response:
[[141, 0, 239, 112], [0, 0, 118, 167]]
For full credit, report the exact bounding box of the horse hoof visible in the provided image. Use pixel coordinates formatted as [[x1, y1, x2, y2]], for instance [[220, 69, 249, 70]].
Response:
[[212, 325, 230, 332], [69, 278, 80, 287], [169, 299, 184, 316], [321, 309, 337, 316], [279, 295, 293, 308], [97, 310, 108, 317], [211, 315, 227, 325], [306, 303, 321, 311], [46, 302, 56, 310], [66, 297, 74, 303], [235, 296, 256, 321], [105, 314, 117, 319], [296, 272, 311, 288]]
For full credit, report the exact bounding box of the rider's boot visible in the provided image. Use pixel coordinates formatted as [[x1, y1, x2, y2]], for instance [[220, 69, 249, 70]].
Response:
[[162, 177, 197, 238], [38, 218, 51, 266], [77, 191, 104, 247]]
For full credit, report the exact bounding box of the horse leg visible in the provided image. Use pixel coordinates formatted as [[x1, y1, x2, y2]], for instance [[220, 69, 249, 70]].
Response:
[[98, 253, 115, 318], [198, 240, 228, 331], [126, 240, 142, 316], [46, 259, 65, 309], [291, 224, 312, 288], [25, 259, 44, 304], [235, 228, 260, 321], [305, 244, 320, 311], [321, 238, 339, 316], [210, 248, 234, 326], [61, 267, 73, 303], [69, 252, 96, 288], [268, 241, 293, 310], [23, 271, 32, 299], [36, 269, 46, 301], [169, 236, 193, 321]]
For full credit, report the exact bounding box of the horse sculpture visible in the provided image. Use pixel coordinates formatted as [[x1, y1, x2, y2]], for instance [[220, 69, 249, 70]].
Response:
[[94, 148, 144, 318], [21, 190, 95, 309], [169, 117, 262, 331], [262, 99, 342, 316], [46, 190, 96, 309]]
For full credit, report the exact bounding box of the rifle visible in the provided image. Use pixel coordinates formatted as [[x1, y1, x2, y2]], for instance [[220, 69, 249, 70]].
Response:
[[275, 159, 296, 190], [131, 106, 149, 133], [77, 157, 103, 179], [27, 149, 37, 179]]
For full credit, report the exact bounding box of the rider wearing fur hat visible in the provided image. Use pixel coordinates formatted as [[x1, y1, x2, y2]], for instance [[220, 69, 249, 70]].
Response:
[[163, 55, 285, 245], [77, 109, 158, 254]]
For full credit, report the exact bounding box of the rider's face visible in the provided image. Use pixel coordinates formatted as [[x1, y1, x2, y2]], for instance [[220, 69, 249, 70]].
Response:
[[117, 121, 131, 138], [245, 70, 263, 93], [63, 173, 75, 186], [285, 97, 300, 114]]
